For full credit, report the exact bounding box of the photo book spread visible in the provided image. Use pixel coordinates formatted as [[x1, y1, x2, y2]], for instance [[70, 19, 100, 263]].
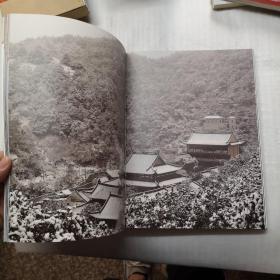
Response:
[[1, 14, 265, 243]]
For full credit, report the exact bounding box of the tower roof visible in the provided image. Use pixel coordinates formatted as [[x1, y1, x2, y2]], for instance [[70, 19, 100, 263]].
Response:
[[187, 133, 234, 146]]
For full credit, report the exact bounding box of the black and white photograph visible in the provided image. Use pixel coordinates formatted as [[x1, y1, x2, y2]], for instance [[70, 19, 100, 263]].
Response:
[[125, 49, 265, 230], [4, 14, 266, 243], [6, 15, 126, 242]]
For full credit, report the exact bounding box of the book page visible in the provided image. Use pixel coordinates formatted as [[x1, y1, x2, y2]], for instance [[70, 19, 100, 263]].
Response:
[[4, 14, 126, 242], [125, 50, 265, 230]]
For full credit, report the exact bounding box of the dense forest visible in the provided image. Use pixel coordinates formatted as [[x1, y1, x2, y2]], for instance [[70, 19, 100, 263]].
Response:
[[8, 35, 126, 194], [126, 50, 259, 163]]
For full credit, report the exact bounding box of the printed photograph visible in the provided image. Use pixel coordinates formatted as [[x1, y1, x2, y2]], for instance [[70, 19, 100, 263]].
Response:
[[125, 49, 265, 230], [7, 15, 126, 242]]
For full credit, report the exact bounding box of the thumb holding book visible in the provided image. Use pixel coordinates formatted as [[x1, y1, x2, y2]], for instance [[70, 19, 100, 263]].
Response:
[[0, 151, 12, 230]]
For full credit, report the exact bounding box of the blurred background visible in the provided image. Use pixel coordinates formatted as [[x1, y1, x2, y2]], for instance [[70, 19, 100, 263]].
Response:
[[0, 243, 124, 280]]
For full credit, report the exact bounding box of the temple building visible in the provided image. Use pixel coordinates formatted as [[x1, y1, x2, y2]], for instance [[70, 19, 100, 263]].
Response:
[[90, 182, 120, 202], [125, 153, 186, 190], [187, 133, 242, 163], [90, 194, 123, 226]]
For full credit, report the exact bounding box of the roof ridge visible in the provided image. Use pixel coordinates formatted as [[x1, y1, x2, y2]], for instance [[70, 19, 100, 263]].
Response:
[[146, 154, 160, 172], [191, 132, 232, 135], [92, 193, 122, 215]]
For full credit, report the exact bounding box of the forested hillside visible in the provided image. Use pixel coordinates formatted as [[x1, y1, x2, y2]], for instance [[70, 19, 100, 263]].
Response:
[[126, 50, 259, 163], [8, 35, 126, 193], [125, 50, 264, 230]]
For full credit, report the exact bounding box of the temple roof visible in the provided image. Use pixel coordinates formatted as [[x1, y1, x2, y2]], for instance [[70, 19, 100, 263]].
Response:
[[75, 191, 91, 203], [187, 133, 234, 146], [91, 194, 123, 221], [91, 183, 119, 201], [125, 154, 160, 174]]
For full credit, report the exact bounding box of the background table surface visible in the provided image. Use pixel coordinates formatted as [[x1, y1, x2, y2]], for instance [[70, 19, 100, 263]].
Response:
[[15, 0, 280, 274]]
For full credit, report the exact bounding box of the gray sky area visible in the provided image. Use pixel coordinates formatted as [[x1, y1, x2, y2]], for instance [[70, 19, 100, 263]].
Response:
[[8, 14, 114, 43]]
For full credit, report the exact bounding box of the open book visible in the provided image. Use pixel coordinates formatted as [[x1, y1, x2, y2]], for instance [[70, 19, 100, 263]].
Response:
[[1, 14, 265, 243]]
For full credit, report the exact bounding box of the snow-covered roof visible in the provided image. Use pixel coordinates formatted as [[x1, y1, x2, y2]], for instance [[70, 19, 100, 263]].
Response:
[[187, 133, 233, 146], [125, 154, 159, 174], [91, 184, 119, 201], [75, 191, 91, 203], [204, 115, 223, 119], [91, 194, 123, 221], [153, 165, 181, 174]]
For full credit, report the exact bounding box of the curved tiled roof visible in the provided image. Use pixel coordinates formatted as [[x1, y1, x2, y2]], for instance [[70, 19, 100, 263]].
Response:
[[187, 133, 234, 146], [125, 154, 159, 174]]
